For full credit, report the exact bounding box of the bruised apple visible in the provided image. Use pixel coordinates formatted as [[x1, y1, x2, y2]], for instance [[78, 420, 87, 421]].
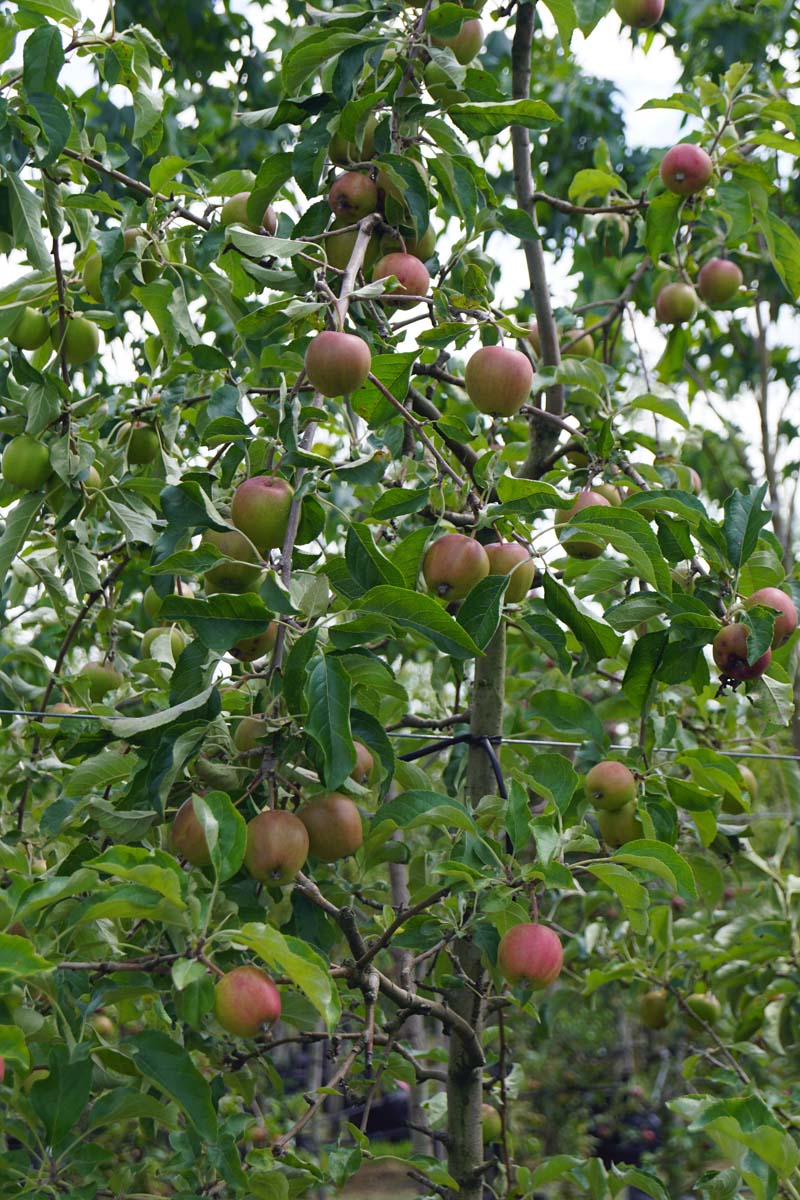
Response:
[[712, 623, 771, 681]]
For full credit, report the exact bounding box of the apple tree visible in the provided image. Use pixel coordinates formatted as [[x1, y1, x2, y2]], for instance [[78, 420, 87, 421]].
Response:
[[1, 1, 800, 1198]]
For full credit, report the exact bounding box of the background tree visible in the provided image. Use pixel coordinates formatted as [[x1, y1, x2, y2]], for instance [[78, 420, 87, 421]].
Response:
[[1, 1, 800, 1199]]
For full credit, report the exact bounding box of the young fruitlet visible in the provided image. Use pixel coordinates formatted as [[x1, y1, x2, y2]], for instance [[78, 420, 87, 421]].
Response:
[[497, 923, 564, 987], [686, 991, 722, 1029], [639, 989, 669, 1030], [745, 587, 798, 647], [1, 436, 51, 491], [171, 798, 210, 866], [234, 716, 268, 753], [592, 482, 622, 506], [372, 252, 431, 307], [52, 316, 100, 365], [613, 0, 664, 27], [244, 809, 310, 885], [304, 331, 371, 397], [79, 662, 122, 701], [9, 306, 50, 350], [554, 491, 612, 559], [712, 623, 771, 682], [299, 793, 363, 862], [660, 143, 714, 196], [202, 528, 262, 594], [597, 803, 643, 847], [465, 345, 533, 417], [230, 622, 277, 663], [118, 423, 160, 465], [231, 476, 294, 553], [328, 172, 379, 220], [352, 740, 375, 786], [585, 761, 636, 811], [423, 533, 490, 601], [214, 966, 281, 1037], [655, 282, 697, 325], [484, 542, 535, 602], [698, 258, 743, 305], [431, 18, 485, 63]]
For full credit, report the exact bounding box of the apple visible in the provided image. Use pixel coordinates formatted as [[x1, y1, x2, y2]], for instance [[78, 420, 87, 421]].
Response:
[[234, 716, 268, 753], [328, 172, 379, 220], [712, 623, 771, 682], [431, 18, 485, 63], [698, 258, 743, 305], [745, 587, 798, 647], [1, 436, 51, 490], [299, 793, 363, 862], [0, 1057, 4, 1083], [686, 991, 721, 1029], [220, 192, 278, 234], [326, 221, 380, 272], [497, 923, 563, 987], [202, 528, 262, 594], [424, 61, 470, 107], [92, 1013, 115, 1037], [244, 809, 310, 885], [554, 490, 612, 559], [613, 0, 664, 27], [484, 542, 535, 602], [231, 622, 278, 663], [592, 482, 622, 505], [655, 282, 697, 325], [143, 580, 192, 622], [379, 225, 436, 261], [740, 764, 757, 797], [352, 740, 375, 786], [79, 662, 122, 701], [51, 315, 100, 365], [231, 476, 294, 554], [249, 1124, 270, 1147], [660, 143, 714, 196], [117, 422, 160, 465], [482, 1103, 502, 1143], [330, 113, 378, 165], [465, 345, 533, 417], [597, 802, 643, 847], [639, 988, 669, 1030], [372, 252, 431, 307], [171, 797, 211, 866], [141, 625, 187, 659], [42, 702, 79, 730], [214, 965, 281, 1037], [9, 306, 50, 350], [304, 331, 371, 397], [422, 533, 490, 601], [585, 761, 636, 811]]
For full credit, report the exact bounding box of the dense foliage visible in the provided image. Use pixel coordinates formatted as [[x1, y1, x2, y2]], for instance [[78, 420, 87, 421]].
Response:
[[1, 1, 800, 1198]]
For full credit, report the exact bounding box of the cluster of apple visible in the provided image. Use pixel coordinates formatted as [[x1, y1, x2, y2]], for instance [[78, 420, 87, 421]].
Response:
[[422, 531, 535, 602], [639, 987, 722, 1032], [585, 760, 643, 848], [711, 586, 798, 684]]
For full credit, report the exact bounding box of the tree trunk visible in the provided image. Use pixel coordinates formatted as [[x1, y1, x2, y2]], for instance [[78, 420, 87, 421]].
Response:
[[445, 624, 506, 1199]]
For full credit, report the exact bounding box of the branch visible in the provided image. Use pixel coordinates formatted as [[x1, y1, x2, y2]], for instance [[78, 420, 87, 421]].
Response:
[[62, 148, 212, 229], [355, 885, 450, 971], [272, 1040, 364, 1155], [369, 373, 471, 495]]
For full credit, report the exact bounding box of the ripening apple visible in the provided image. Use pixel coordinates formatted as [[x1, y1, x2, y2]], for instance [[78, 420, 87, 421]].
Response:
[[305, 331, 371, 397], [117, 422, 160, 465], [431, 18, 485, 63], [497, 923, 564, 987], [42, 702, 79, 731], [554, 490, 612, 559], [326, 219, 380, 272], [231, 475, 294, 554], [660, 143, 714, 196], [685, 991, 722, 1029], [9, 306, 50, 350], [597, 802, 643, 847], [171, 797, 211, 866], [712, 623, 771, 682], [655, 282, 697, 325], [234, 716, 268, 753], [745, 587, 798, 647], [230, 622, 278, 663], [379, 225, 436, 262], [482, 1103, 502, 1143], [464, 345, 533, 417], [592, 482, 622, 506], [328, 172, 379, 220], [639, 988, 668, 1030], [329, 113, 378, 165], [485, 542, 535, 603], [79, 661, 122, 701], [698, 258, 743, 306], [422, 533, 490, 601], [352, 740, 375, 786], [372, 252, 431, 307], [1, 436, 51, 490], [143, 580, 193, 622], [299, 793, 364, 862], [0, 1057, 5, 1083], [141, 625, 187, 660], [91, 1012, 115, 1037], [214, 965, 281, 1037], [220, 192, 278, 234], [244, 809, 310, 885], [51, 315, 100, 365], [585, 761, 636, 811], [613, 0, 664, 27], [202, 528, 262, 594]]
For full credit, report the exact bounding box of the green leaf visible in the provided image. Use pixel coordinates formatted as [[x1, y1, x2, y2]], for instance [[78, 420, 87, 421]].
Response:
[[543, 574, 622, 663], [16, 0, 79, 21], [448, 99, 559, 139], [0, 933, 53, 979], [281, 27, 381, 94], [233, 923, 341, 1031], [567, 508, 673, 593], [23, 25, 64, 93], [0, 494, 43, 585], [100, 682, 218, 737], [356, 586, 482, 660], [613, 840, 697, 898], [87, 1085, 179, 1132], [622, 630, 669, 716], [586, 863, 648, 934], [31, 1046, 91, 1144], [629, 393, 690, 429], [722, 484, 770, 570], [456, 574, 507, 650], [7, 171, 52, 270], [527, 753, 580, 813], [644, 191, 681, 262], [193, 791, 247, 882], [373, 789, 480, 836], [568, 169, 624, 204], [63, 748, 132, 797], [130, 1031, 217, 1141], [539, 0, 578, 46], [305, 656, 355, 789], [70, 883, 186, 926], [526, 689, 605, 744], [160, 593, 270, 650], [345, 523, 405, 591], [0, 1025, 30, 1071], [84, 846, 185, 905]]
